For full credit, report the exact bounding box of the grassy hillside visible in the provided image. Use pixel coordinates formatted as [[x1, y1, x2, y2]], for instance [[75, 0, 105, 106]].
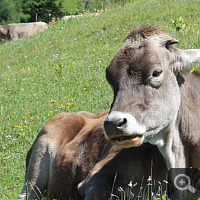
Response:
[[1, 0, 200, 199]]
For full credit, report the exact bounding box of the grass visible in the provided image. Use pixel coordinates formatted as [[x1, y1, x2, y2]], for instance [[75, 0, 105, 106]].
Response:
[[1, 0, 200, 199], [61, 0, 123, 15]]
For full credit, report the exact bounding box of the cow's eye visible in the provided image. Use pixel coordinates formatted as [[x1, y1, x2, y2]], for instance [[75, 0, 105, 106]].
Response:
[[152, 70, 162, 77]]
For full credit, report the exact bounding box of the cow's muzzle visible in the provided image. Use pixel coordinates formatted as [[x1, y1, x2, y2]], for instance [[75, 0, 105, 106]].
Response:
[[103, 111, 146, 148]]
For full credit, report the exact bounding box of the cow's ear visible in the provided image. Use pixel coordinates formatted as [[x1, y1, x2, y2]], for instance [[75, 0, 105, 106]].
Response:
[[165, 39, 179, 50], [166, 39, 179, 46], [173, 49, 200, 74]]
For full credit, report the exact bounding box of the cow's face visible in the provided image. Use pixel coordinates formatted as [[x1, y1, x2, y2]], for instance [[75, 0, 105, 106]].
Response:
[[103, 26, 200, 148], [0, 25, 8, 35]]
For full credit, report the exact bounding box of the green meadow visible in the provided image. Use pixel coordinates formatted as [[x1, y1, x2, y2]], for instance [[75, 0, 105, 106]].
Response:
[[1, 0, 200, 199]]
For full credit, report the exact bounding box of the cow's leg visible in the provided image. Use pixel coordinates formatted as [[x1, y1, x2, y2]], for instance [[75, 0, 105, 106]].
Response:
[[17, 136, 51, 200]]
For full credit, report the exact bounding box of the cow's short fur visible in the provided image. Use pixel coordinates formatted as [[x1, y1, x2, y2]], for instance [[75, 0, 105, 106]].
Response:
[[18, 110, 167, 200], [0, 22, 48, 41]]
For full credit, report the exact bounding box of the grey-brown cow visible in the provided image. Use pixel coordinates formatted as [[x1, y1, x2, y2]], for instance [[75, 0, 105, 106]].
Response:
[[104, 25, 200, 199], [0, 22, 48, 41]]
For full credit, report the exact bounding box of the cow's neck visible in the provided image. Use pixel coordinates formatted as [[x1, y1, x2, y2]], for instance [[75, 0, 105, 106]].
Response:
[[156, 122, 186, 169], [157, 76, 200, 169], [178, 78, 200, 167]]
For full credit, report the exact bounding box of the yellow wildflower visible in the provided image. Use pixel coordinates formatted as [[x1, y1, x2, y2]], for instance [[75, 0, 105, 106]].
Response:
[[13, 111, 16, 114], [189, 66, 195, 74], [21, 88, 24, 91]]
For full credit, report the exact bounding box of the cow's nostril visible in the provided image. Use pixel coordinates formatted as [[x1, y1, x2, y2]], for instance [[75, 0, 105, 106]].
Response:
[[117, 118, 127, 128]]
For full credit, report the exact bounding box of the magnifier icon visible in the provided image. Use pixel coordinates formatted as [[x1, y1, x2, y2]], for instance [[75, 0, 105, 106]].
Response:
[[174, 174, 196, 193]]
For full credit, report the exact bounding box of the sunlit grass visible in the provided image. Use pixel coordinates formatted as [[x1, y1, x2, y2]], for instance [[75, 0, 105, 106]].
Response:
[[1, 0, 200, 199]]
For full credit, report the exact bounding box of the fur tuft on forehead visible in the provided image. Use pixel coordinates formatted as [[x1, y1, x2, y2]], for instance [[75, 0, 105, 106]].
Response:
[[123, 25, 173, 48]]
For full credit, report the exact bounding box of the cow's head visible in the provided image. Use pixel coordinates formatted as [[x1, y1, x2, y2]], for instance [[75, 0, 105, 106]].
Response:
[[103, 25, 200, 148], [0, 25, 8, 35]]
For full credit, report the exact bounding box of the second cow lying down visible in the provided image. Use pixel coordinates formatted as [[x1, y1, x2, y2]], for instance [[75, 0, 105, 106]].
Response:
[[17, 110, 167, 200], [0, 22, 48, 41]]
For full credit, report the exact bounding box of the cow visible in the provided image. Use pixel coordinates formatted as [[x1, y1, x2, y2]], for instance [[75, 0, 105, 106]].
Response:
[[103, 25, 200, 199], [18, 110, 167, 200], [0, 22, 48, 41]]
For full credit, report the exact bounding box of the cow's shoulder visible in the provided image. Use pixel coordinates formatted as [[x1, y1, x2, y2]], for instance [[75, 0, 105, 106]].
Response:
[[39, 112, 87, 141], [26, 112, 86, 164]]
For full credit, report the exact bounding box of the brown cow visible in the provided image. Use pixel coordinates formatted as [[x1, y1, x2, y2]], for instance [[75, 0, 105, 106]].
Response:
[[18, 110, 167, 200], [103, 25, 200, 199], [0, 22, 48, 41]]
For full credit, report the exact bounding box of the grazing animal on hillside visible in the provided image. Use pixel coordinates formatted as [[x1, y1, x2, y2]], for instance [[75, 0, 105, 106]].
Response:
[[104, 25, 200, 199], [0, 22, 48, 41]]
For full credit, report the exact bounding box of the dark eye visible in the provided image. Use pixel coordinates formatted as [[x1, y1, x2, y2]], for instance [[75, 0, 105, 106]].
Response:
[[152, 70, 162, 77]]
